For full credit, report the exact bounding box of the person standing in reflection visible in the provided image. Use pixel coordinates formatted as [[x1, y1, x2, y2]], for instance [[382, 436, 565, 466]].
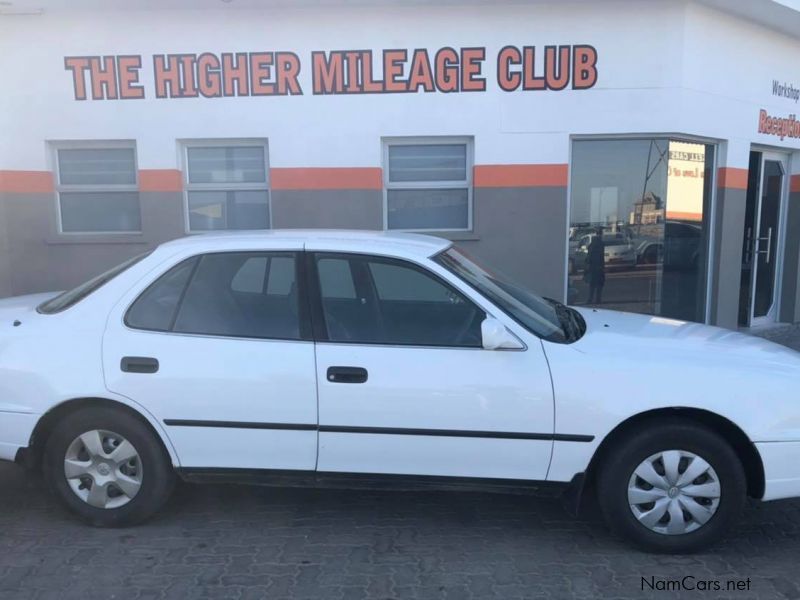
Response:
[[585, 228, 606, 304]]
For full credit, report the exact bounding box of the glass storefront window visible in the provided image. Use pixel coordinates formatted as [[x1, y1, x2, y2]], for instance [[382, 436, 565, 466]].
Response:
[[568, 138, 714, 322]]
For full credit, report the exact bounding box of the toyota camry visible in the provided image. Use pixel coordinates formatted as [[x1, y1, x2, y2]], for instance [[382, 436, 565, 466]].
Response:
[[1, 230, 798, 553]]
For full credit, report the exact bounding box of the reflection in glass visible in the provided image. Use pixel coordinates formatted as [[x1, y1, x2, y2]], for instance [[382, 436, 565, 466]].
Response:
[[58, 148, 137, 186], [568, 139, 713, 322], [388, 144, 467, 182], [753, 160, 784, 318], [60, 192, 141, 232], [387, 188, 469, 230], [187, 146, 266, 184], [188, 190, 270, 231], [738, 152, 762, 325]]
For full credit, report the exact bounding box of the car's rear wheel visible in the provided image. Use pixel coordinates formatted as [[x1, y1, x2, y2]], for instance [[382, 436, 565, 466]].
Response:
[[43, 406, 174, 526], [596, 420, 747, 553]]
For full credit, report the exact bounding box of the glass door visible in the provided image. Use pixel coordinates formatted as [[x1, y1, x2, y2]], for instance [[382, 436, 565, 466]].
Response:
[[739, 151, 788, 326]]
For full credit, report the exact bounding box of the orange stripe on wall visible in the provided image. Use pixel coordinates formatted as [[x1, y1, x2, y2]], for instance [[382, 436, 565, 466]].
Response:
[[718, 167, 749, 190], [791, 174, 800, 194], [666, 210, 703, 222], [271, 167, 383, 190], [139, 169, 183, 192], [0, 170, 54, 193], [473, 164, 568, 188]]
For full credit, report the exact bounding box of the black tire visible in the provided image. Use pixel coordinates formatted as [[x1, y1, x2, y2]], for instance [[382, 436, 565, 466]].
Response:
[[43, 406, 175, 527], [596, 419, 747, 553]]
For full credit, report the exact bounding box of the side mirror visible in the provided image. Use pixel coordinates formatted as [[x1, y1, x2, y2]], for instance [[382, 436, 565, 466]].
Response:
[[481, 317, 524, 350]]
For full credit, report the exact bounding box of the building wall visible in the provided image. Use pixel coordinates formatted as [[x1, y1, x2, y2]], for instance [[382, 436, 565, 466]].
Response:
[[1, 1, 799, 323], [0, 193, 10, 299], [0, 187, 185, 296], [709, 177, 748, 329]]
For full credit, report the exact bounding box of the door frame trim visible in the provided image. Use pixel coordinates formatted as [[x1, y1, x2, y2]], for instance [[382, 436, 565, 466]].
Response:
[[163, 419, 594, 442]]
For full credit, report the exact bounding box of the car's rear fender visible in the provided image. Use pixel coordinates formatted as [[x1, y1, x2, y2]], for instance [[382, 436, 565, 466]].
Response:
[[15, 395, 181, 469]]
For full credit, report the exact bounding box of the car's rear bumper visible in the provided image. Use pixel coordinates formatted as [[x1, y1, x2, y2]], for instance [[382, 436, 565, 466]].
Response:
[[757, 441, 800, 501], [0, 411, 38, 462]]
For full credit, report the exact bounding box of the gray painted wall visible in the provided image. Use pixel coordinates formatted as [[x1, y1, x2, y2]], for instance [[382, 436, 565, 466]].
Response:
[[2, 184, 795, 332], [0, 195, 10, 299], [270, 185, 569, 300], [709, 187, 747, 329], [0, 192, 184, 296], [457, 186, 568, 300], [272, 190, 383, 230], [0, 186, 569, 303]]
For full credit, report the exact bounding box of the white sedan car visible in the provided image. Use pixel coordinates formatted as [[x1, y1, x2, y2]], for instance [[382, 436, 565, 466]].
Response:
[[1, 231, 799, 553]]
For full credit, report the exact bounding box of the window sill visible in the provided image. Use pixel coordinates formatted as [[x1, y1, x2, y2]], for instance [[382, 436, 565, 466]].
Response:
[[46, 233, 151, 245], [425, 231, 481, 242]]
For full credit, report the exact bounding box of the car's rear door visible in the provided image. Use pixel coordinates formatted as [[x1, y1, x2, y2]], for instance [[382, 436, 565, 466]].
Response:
[[103, 249, 318, 470], [309, 251, 555, 481]]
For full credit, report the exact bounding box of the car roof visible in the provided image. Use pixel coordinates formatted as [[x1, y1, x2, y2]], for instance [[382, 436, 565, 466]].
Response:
[[157, 229, 453, 260]]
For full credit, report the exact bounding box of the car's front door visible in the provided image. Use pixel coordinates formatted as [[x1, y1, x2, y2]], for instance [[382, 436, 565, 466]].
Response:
[[309, 251, 555, 481], [103, 250, 318, 470]]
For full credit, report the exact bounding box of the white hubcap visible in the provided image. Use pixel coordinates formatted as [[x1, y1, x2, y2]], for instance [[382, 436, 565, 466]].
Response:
[[627, 450, 721, 535], [64, 429, 143, 509]]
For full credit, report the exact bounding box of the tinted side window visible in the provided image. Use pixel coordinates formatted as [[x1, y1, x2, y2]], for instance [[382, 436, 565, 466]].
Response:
[[125, 258, 198, 331], [316, 254, 483, 347], [231, 256, 267, 293], [266, 256, 295, 295], [39, 251, 151, 314], [173, 252, 300, 339], [318, 258, 356, 299], [126, 252, 301, 340], [316, 257, 372, 342], [369, 262, 455, 303]]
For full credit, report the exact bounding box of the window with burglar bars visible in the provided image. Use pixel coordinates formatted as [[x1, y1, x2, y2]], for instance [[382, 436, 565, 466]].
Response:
[[383, 138, 473, 231], [182, 140, 271, 232], [53, 143, 141, 233]]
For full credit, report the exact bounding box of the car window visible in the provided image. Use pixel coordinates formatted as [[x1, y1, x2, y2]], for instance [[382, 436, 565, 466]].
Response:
[[436, 247, 567, 342], [126, 252, 302, 340], [315, 254, 483, 347], [266, 256, 295, 295], [368, 262, 456, 303], [318, 258, 357, 299], [125, 257, 198, 331], [231, 256, 267, 293], [38, 251, 151, 314]]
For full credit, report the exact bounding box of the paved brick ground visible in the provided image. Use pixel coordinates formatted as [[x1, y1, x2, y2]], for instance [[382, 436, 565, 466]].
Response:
[[1, 327, 799, 600]]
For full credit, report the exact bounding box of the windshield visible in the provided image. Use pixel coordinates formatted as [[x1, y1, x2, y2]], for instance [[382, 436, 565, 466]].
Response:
[[37, 252, 151, 314], [435, 247, 571, 343]]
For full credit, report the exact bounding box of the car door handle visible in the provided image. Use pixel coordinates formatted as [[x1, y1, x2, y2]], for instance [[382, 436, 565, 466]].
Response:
[[326, 366, 368, 384], [121, 356, 159, 374]]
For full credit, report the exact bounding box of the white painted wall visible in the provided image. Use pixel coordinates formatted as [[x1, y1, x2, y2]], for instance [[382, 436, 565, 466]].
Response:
[[0, 0, 798, 171]]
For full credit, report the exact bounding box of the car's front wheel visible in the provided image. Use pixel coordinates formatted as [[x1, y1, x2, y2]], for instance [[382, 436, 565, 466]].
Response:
[[596, 420, 747, 553], [43, 406, 175, 526]]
